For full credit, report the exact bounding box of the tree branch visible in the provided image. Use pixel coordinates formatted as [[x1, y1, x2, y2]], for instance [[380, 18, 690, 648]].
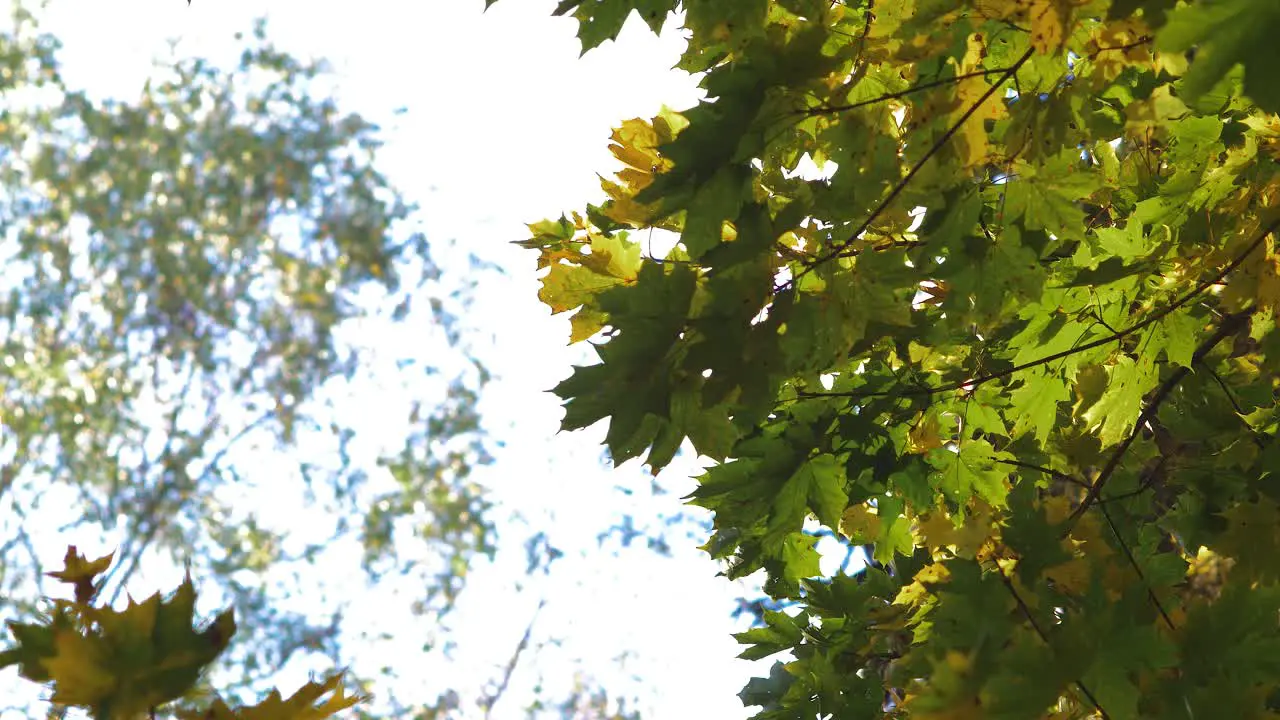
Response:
[[784, 48, 1034, 290], [798, 215, 1280, 401], [801, 67, 1017, 118], [995, 559, 1110, 720], [481, 598, 546, 720], [1064, 307, 1254, 530]]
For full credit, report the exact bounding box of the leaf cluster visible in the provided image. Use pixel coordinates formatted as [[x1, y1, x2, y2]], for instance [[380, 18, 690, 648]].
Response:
[[0, 546, 365, 719], [509, 0, 1280, 717]]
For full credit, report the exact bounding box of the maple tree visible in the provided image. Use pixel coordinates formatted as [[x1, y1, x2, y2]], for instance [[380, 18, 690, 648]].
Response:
[[512, 0, 1280, 717]]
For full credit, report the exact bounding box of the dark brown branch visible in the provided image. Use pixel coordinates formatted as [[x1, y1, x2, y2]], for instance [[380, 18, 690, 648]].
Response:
[[1064, 307, 1254, 530], [798, 215, 1280, 401], [996, 458, 1089, 488], [803, 67, 1015, 117], [481, 598, 546, 719], [1195, 359, 1267, 448], [995, 560, 1110, 720], [1098, 455, 1169, 505], [785, 48, 1035, 290], [1000, 458, 1175, 628], [1094, 498, 1177, 630], [1086, 36, 1153, 60]]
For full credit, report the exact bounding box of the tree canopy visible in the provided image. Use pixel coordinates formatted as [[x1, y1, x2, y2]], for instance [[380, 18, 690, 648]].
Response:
[[514, 0, 1280, 717]]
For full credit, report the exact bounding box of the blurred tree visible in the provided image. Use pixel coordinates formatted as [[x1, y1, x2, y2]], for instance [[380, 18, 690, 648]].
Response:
[[0, 4, 495, 710]]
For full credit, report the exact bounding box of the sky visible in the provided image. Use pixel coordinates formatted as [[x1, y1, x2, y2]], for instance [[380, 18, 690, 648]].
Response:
[[0, 0, 812, 718]]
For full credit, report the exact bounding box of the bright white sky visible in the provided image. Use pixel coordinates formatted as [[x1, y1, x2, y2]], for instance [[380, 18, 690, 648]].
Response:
[[0, 1, 810, 718]]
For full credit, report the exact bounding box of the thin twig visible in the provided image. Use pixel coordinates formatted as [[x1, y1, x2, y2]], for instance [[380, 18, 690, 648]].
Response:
[[798, 216, 1280, 401], [481, 598, 546, 720], [996, 458, 1089, 488], [995, 560, 1111, 719], [1007, 460, 1176, 629], [802, 67, 1017, 117], [785, 48, 1035, 290]]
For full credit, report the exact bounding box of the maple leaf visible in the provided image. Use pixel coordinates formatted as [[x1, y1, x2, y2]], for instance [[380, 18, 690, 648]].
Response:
[[598, 110, 687, 228], [1007, 368, 1070, 444], [1156, 0, 1280, 114], [915, 504, 997, 559], [41, 628, 116, 710], [1216, 496, 1280, 585], [1080, 354, 1159, 447], [926, 441, 1014, 508], [181, 673, 367, 720], [45, 545, 113, 604], [1025, 0, 1072, 56], [947, 33, 1003, 169], [34, 574, 236, 718], [534, 229, 643, 343]]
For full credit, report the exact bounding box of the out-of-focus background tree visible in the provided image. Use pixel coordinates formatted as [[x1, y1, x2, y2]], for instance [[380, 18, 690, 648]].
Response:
[[0, 4, 497, 711], [0, 1, 766, 718]]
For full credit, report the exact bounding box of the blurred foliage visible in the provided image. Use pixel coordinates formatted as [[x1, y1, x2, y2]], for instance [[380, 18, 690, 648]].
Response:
[[0, 3, 494, 710]]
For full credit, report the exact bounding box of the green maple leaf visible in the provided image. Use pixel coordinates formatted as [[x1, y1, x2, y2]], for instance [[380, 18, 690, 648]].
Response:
[[1008, 368, 1069, 444], [552, 0, 675, 52], [1156, 0, 1280, 115], [780, 533, 822, 584], [738, 661, 793, 711], [680, 165, 751, 258], [1064, 592, 1177, 720], [794, 454, 849, 530], [926, 441, 1013, 507], [516, 1, 1280, 713], [734, 610, 805, 661], [1216, 497, 1280, 584], [1081, 354, 1159, 447], [1000, 150, 1101, 241], [1152, 310, 1200, 369], [0, 609, 74, 684]]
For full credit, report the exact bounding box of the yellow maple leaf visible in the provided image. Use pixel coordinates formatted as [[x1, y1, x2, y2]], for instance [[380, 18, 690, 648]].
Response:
[[1222, 234, 1278, 315], [41, 629, 116, 708], [974, 0, 1073, 55], [599, 108, 687, 228], [1256, 242, 1280, 318], [1123, 84, 1189, 135], [895, 562, 952, 607], [951, 33, 1008, 170], [908, 412, 946, 454], [1026, 0, 1071, 55], [186, 673, 368, 720], [1041, 496, 1115, 595], [840, 504, 881, 543], [536, 230, 644, 342], [1044, 555, 1092, 595], [915, 504, 996, 559], [46, 545, 114, 604], [1087, 16, 1153, 81]]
